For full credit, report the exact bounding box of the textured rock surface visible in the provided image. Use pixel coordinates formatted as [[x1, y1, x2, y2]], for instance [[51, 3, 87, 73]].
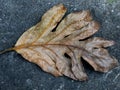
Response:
[[0, 0, 120, 90]]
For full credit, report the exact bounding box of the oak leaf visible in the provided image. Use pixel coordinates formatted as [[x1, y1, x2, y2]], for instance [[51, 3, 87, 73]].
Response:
[[1, 4, 119, 81]]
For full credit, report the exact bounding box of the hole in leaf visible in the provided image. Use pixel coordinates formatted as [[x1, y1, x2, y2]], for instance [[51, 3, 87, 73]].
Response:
[[93, 47, 98, 49], [81, 57, 94, 71], [79, 36, 92, 41], [51, 18, 63, 32], [51, 28, 56, 32], [64, 53, 71, 59], [64, 35, 70, 38]]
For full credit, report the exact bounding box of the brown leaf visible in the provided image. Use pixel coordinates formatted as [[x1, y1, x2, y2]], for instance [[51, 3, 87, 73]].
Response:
[[11, 4, 119, 81], [81, 37, 118, 72]]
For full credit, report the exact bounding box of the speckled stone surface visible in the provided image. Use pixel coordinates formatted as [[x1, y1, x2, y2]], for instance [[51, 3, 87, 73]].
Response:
[[0, 0, 120, 90]]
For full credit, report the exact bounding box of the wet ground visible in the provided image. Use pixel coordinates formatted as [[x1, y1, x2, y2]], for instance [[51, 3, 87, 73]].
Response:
[[0, 0, 120, 90]]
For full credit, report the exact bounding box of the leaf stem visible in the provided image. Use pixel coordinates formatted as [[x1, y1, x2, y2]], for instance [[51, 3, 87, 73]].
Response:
[[0, 47, 14, 54]]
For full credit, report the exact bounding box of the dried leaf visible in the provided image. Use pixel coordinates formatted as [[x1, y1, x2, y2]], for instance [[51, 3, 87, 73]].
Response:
[[1, 4, 119, 81], [82, 37, 118, 72]]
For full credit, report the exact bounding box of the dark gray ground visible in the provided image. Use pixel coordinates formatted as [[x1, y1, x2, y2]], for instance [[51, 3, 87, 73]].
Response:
[[0, 0, 120, 90]]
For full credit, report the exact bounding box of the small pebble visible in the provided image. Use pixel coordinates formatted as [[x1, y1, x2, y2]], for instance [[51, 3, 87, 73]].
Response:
[[111, 9, 114, 12]]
